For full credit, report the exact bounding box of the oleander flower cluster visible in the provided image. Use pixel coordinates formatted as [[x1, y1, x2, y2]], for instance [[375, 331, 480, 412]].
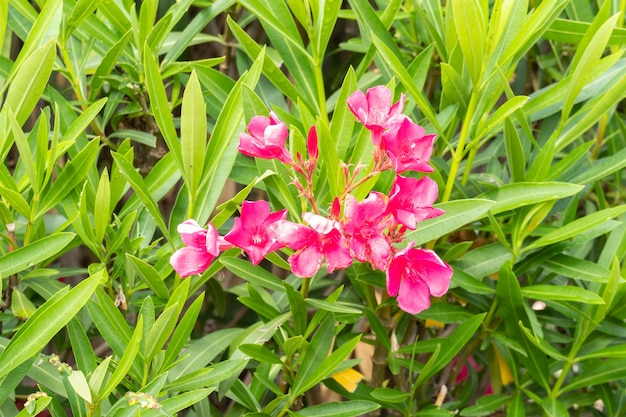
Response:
[[170, 86, 453, 314]]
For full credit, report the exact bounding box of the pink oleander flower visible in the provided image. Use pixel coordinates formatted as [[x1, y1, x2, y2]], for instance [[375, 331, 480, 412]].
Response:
[[347, 85, 406, 145], [170, 220, 227, 278], [224, 200, 288, 265], [343, 193, 393, 271], [381, 118, 435, 173], [239, 111, 293, 165], [387, 175, 444, 230], [386, 244, 453, 314], [274, 213, 352, 277]]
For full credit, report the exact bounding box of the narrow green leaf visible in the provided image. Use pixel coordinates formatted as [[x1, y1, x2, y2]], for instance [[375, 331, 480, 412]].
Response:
[[525, 205, 626, 251], [0, 270, 103, 378], [297, 401, 380, 417], [3, 40, 55, 126], [543, 255, 610, 283], [417, 314, 485, 385], [496, 262, 550, 390], [181, 70, 207, 197], [94, 168, 110, 244], [480, 182, 582, 215], [67, 318, 97, 374], [570, 146, 626, 185], [405, 199, 495, 246], [460, 394, 509, 416], [0, 233, 74, 277], [371, 35, 441, 132], [110, 151, 172, 243], [143, 50, 184, 174], [126, 254, 169, 299], [238, 344, 282, 365], [220, 257, 285, 293], [89, 30, 132, 100], [146, 304, 179, 362], [98, 316, 143, 401], [561, 359, 626, 393], [291, 318, 334, 397], [0, 185, 30, 219], [451, 0, 485, 86], [162, 293, 204, 372], [37, 139, 100, 217]]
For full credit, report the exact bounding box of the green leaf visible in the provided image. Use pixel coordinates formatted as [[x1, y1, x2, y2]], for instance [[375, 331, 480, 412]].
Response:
[[98, 316, 143, 401], [126, 254, 169, 299], [110, 151, 172, 243], [67, 318, 97, 374], [406, 199, 495, 246], [451, 0, 486, 86], [541, 398, 569, 417], [238, 344, 282, 365], [181, 70, 207, 199], [67, 370, 92, 404], [561, 11, 619, 122], [37, 139, 100, 217], [89, 30, 132, 100], [143, 50, 184, 174], [543, 254, 610, 283], [169, 328, 243, 380], [480, 182, 582, 215], [371, 34, 441, 132], [0, 233, 75, 277], [524, 205, 626, 251], [0, 270, 103, 378], [165, 359, 248, 391], [296, 401, 380, 417], [0, 185, 30, 219], [460, 394, 509, 416], [496, 262, 549, 390], [416, 313, 485, 385], [220, 257, 285, 293], [562, 358, 626, 394], [291, 318, 334, 397], [3, 40, 55, 126], [521, 285, 604, 304], [162, 293, 205, 372], [569, 146, 626, 185]]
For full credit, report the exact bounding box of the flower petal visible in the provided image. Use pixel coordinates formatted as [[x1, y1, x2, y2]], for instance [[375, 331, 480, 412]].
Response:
[[408, 248, 453, 297], [289, 245, 324, 277], [170, 247, 213, 278], [396, 273, 432, 314]]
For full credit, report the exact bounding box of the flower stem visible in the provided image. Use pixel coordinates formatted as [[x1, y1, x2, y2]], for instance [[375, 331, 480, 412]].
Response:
[[441, 90, 479, 202]]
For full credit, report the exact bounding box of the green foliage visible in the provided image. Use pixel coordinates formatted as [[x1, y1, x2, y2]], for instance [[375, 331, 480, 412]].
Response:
[[0, 0, 624, 416]]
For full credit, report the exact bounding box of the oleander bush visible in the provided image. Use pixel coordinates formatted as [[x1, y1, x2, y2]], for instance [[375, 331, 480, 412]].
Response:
[[0, 0, 625, 416]]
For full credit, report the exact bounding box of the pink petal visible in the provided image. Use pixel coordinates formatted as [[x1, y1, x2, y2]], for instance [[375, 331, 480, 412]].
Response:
[[408, 248, 452, 297], [247, 115, 271, 138], [347, 90, 368, 124], [303, 212, 337, 234], [364, 86, 393, 126], [368, 235, 392, 271], [323, 231, 352, 273], [177, 220, 206, 248], [396, 274, 432, 314], [205, 223, 221, 256], [290, 245, 324, 277], [274, 220, 317, 250], [240, 200, 270, 229], [386, 257, 404, 297], [170, 247, 214, 278]]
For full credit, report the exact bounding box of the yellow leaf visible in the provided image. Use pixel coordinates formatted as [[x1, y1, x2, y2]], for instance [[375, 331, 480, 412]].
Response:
[[331, 368, 363, 393]]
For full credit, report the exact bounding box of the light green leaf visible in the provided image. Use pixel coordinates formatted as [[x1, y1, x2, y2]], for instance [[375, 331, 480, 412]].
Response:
[[67, 370, 92, 404], [3, 40, 55, 126], [543, 255, 610, 283], [181, 70, 207, 199], [524, 205, 626, 251], [451, 0, 485, 86], [0, 233, 75, 277], [125, 254, 170, 299], [406, 199, 495, 246], [561, 358, 626, 393], [480, 182, 582, 215], [0, 270, 104, 378]]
